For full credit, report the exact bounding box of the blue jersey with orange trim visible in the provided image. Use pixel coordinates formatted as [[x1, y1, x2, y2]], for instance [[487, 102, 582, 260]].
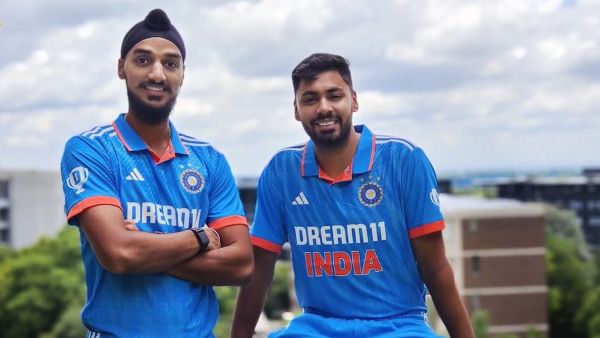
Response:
[[251, 125, 444, 319], [61, 114, 247, 338]]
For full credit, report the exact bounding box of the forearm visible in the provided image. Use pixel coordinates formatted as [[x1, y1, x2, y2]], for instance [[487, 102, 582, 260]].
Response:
[[102, 230, 199, 274], [166, 242, 253, 286], [231, 248, 278, 338], [231, 283, 271, 338], [423, 263, 474, 338], [79, 206, 199, 274]]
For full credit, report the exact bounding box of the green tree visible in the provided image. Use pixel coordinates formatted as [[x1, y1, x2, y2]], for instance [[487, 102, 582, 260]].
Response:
[[544, 205, 596, 338], [0, 227, 84, 338], [472, 310, 490, 338], [544, 206, 590, 258], [525, 326, 542, 338], [0, 244, 14, 264], [594, 249, 600, 285], [575, 286, 600, 338]]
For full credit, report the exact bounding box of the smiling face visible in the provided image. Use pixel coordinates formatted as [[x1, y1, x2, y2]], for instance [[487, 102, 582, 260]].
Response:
[[118, 37, 184, 124], [294, 70, 358, 148]]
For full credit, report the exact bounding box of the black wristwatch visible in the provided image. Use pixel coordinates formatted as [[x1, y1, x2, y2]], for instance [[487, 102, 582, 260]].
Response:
[[190, 228, 210, 253]]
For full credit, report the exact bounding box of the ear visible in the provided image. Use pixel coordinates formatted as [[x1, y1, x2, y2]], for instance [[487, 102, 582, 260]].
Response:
[[118, 58, 125, 79], [351, 90, 358, 112], [294, 100, 300, 121]]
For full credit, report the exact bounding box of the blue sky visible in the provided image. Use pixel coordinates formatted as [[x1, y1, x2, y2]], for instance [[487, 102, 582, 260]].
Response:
[[1, 0, 599, 177]]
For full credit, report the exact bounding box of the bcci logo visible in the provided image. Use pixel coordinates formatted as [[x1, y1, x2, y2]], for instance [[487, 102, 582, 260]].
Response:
[[179, 168, 205, 194], [358, 181, 384, 207], [66, 166, 89, 195]]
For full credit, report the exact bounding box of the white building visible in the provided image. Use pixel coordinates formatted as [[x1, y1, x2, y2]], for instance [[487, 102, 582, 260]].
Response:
[[0, 171, 65, 248], [436, 194, 548, 338]]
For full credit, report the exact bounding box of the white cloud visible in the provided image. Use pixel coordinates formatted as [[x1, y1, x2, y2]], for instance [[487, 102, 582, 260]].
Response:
[[1, 0, 599, 175]]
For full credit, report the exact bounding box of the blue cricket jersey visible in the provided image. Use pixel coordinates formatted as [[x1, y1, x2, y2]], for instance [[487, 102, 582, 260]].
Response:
[[251, 125, 444, 319], [61, 114, 248, 338]]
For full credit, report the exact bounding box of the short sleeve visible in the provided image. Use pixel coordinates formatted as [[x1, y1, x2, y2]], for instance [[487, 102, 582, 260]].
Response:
[[205, 153, 248, 229], [250, 161, 287, 254], [400, 147, 445, 238], [61, 136, 121, 225]]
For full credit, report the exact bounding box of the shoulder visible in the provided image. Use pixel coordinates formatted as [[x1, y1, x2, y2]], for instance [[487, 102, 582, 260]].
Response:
[[178, 132, 222, 157], [374, 134, 418, 153], [266, 143, 304, 168], [64, 124, 117, 154], [255, 143, 304, 183], [373, 133, 431, 167]]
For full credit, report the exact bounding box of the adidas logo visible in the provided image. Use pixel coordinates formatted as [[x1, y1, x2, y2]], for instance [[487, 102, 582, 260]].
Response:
[[292, 192, 309, 205], [125, 168, 145, 181]]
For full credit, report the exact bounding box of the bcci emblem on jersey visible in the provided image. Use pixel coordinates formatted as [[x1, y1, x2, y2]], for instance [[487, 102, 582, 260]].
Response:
[[358, 181, 384, 207], [179, 168, 205, 194]]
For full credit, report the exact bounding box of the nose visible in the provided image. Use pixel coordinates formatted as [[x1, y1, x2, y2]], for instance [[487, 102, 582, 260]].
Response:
[[148, 62, 166, 82], [316, 97, 333, 115]]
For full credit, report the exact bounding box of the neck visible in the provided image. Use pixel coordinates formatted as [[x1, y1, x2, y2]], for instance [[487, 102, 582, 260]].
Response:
[[125, 111, 171, 155], [314, 128, 360, 179]]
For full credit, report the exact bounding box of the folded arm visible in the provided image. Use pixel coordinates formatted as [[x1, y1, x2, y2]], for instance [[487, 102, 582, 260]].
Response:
[[78, 204, 200, 274], [166, 224, 254, 286]]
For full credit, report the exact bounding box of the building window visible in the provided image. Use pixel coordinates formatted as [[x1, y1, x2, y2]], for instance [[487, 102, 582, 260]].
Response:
[[0, 180, 8, 198], [590, 217, 600, 227], [0, 208, 8, 222], [0, 228, 9, 244], [570, 200, 582, 210], [468, 220, 478, 233], [471, 256, 480, 275]]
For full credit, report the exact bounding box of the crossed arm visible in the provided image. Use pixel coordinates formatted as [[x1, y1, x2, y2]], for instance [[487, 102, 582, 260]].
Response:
[[78, 204, 253, 286]]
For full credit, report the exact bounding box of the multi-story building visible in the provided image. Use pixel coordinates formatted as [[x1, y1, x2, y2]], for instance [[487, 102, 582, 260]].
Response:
[[494, 169, 600, 249], [438, 194, 547, 338], [0, 171, 65, 248]]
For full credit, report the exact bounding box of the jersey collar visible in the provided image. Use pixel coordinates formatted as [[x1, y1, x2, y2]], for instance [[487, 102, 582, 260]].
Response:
[[112, 114, 189, 155], [301, 125, 376, 179]]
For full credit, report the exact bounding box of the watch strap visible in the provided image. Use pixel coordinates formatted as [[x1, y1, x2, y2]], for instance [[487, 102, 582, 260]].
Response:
[[190, 228, 210, 252]]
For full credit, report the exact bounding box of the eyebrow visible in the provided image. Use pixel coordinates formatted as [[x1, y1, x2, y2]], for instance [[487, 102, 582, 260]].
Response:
[[131, 48, 182, 59], [300, 88, 344, 96]]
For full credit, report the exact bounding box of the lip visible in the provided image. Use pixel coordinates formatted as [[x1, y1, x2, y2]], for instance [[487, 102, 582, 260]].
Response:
[[313, 117, 338, 129], [142, 83, 169, 95]]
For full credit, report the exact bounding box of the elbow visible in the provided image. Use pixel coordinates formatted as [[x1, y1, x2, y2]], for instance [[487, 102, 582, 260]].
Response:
[[232, 257, 255, 286], [98, 247, 136, 274]]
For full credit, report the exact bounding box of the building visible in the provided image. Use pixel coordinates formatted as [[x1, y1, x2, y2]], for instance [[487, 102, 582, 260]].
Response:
[[438, 194, 547, 338], [493, 170, 600, 249], [237, 177, 259, 223], [0, 171, 66, 249]]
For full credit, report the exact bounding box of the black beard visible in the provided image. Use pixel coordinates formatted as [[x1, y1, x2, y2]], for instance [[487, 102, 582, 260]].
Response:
[[303, 116, 353, 149], [126, 88, 176, 125]]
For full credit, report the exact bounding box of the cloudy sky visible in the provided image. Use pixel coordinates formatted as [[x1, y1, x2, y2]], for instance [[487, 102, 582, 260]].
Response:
[[1, 0, 599, 178]]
